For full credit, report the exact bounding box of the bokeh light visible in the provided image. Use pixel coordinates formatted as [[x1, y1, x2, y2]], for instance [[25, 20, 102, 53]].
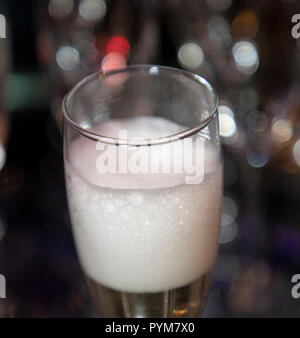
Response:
[[292, 139, 300, 167], [271, 118, 293, 144], [105, 36, 130, 59], [101, 53, 128, 87], [177, 42, 204, 70], [232, 41, 259, 75], [79, 0, 107, 23], [231, 10, 259, 39], [218, 104, 236, 138], [48, 0, 74, 19], [101, 52, 127, 72], [219, 221, 238, 244], [247, 111, 268, 133], [208, 16, 232, 50], [56, 46, 80, 71], [220, 195, 239, 244], [221, 196, 238, 226], [247, 151, 269, 168], [223, 130, 245, 148], [206, 0, 232, 12]]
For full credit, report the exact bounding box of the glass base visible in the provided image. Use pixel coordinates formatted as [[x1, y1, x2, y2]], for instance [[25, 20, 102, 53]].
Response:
[[86, 273, 211, 318]]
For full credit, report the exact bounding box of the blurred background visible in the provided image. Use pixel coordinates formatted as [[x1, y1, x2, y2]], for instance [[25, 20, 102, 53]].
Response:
[[0, 0, 300, 317]]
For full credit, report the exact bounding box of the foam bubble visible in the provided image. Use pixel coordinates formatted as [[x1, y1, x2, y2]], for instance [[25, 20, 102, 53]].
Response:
[[66, 116, 222, 292], [127, 192, 144, 206], [101, 200, 116, 213]]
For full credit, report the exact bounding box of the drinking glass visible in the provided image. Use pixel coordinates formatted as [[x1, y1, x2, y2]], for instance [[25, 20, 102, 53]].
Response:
[[63, 65, 222, 318]]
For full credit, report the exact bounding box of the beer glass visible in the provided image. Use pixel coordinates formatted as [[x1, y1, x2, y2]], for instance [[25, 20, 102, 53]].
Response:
[[63, 65, 222, 317]]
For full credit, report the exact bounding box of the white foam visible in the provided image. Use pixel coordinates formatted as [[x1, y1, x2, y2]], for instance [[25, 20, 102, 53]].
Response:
[[69, 116, 218, 189], [65, 116, 222, 292]]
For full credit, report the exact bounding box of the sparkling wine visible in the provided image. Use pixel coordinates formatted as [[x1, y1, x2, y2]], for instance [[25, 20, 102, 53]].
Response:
[[65, 116, 222, 317]]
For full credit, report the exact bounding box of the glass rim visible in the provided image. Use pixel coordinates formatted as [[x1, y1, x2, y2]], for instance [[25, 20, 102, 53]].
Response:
[[63, 65, 219, 146]]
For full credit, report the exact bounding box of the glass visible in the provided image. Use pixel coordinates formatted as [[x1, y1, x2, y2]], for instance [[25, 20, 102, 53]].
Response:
[[63, 65, 222, 318]]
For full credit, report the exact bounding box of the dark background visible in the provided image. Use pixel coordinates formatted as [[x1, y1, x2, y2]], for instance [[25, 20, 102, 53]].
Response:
[[1, 0, 300, 317]]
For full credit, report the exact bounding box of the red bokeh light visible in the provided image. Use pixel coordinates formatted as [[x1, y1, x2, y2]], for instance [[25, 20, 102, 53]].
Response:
[[105, 36, 130, 59]]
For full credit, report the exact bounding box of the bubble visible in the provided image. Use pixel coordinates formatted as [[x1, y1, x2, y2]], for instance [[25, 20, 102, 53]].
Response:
[[120, 206, 133, 220], [115, 199, 125, 207], [127, 192, 144, 206], [101, 200, 116, 213]]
